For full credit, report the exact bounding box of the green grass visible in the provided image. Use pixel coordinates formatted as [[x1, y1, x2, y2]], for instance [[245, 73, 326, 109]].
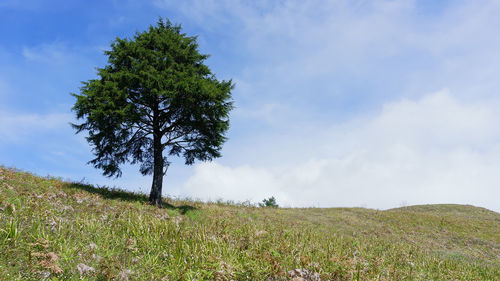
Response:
[[0, 166, 499, 280]]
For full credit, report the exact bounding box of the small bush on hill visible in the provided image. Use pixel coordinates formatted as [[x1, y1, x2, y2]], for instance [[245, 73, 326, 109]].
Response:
[[259, 196, 279, 208]]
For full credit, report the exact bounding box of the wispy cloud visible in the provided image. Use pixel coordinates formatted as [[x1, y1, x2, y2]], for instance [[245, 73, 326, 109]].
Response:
[[157, 0, 500, 101], [22, 42, 71, 64], [0, 110, 72, 142]]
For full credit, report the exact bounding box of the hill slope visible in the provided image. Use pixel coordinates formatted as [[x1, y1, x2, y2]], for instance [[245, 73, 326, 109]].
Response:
[[1, 166, 499, 280]]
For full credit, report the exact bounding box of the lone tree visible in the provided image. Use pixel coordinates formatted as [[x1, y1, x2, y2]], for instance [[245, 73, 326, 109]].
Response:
[[72, 19, 233, 207]]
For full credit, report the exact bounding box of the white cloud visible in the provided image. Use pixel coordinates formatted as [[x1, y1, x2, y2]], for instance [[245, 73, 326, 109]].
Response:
[[233, 102, 289, 125], [182, 90, 500, 212], [22, 42, 71, 64], [357, 90, 498, 149], [0, 110, 72, 142]]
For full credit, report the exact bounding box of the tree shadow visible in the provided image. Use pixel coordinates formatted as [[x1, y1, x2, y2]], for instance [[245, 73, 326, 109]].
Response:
[[66, 182, 196, 214]]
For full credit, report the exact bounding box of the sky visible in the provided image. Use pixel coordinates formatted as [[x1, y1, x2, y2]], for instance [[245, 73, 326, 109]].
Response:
[[1, 0, 500, 212]]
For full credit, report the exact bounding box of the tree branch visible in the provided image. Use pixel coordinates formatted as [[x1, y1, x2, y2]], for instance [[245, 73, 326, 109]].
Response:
[[162, 128, 196, 149], [132, 123, 154, 135]]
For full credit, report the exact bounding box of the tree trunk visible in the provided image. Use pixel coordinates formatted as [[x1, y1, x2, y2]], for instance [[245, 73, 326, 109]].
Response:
[[149, 102, 164, 208], [149, 136, 164, 207]]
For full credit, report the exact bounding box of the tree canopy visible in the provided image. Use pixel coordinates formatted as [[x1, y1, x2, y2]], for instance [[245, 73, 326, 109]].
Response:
[[72, 18, 233, 207]]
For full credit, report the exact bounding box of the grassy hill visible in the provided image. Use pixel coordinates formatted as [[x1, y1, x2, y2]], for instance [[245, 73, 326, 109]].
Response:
[[0, 166, 499, 280]]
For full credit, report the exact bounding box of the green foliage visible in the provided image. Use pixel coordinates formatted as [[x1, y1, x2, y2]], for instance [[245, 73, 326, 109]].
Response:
[[1, 167, 499, 280], [259, 196, 279, 208], [71, 18, 233, 178]]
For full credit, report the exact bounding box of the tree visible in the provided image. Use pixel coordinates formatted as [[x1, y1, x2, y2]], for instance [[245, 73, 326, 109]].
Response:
[[259, 196, 279, 208], [72, 19, 233, 207]]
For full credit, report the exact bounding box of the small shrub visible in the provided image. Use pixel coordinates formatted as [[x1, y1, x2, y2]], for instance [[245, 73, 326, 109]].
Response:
[[259, 196, 278, 208]]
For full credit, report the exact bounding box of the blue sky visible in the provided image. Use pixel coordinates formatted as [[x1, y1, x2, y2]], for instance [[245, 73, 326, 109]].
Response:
[[1, 0, 500, 212]]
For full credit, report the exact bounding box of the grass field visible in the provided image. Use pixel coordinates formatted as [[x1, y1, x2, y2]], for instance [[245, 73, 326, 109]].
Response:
[[0, 166, 499, 280]]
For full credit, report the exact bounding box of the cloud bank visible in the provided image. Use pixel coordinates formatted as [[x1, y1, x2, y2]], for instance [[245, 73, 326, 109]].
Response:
[[182, 90, 500, 211]]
